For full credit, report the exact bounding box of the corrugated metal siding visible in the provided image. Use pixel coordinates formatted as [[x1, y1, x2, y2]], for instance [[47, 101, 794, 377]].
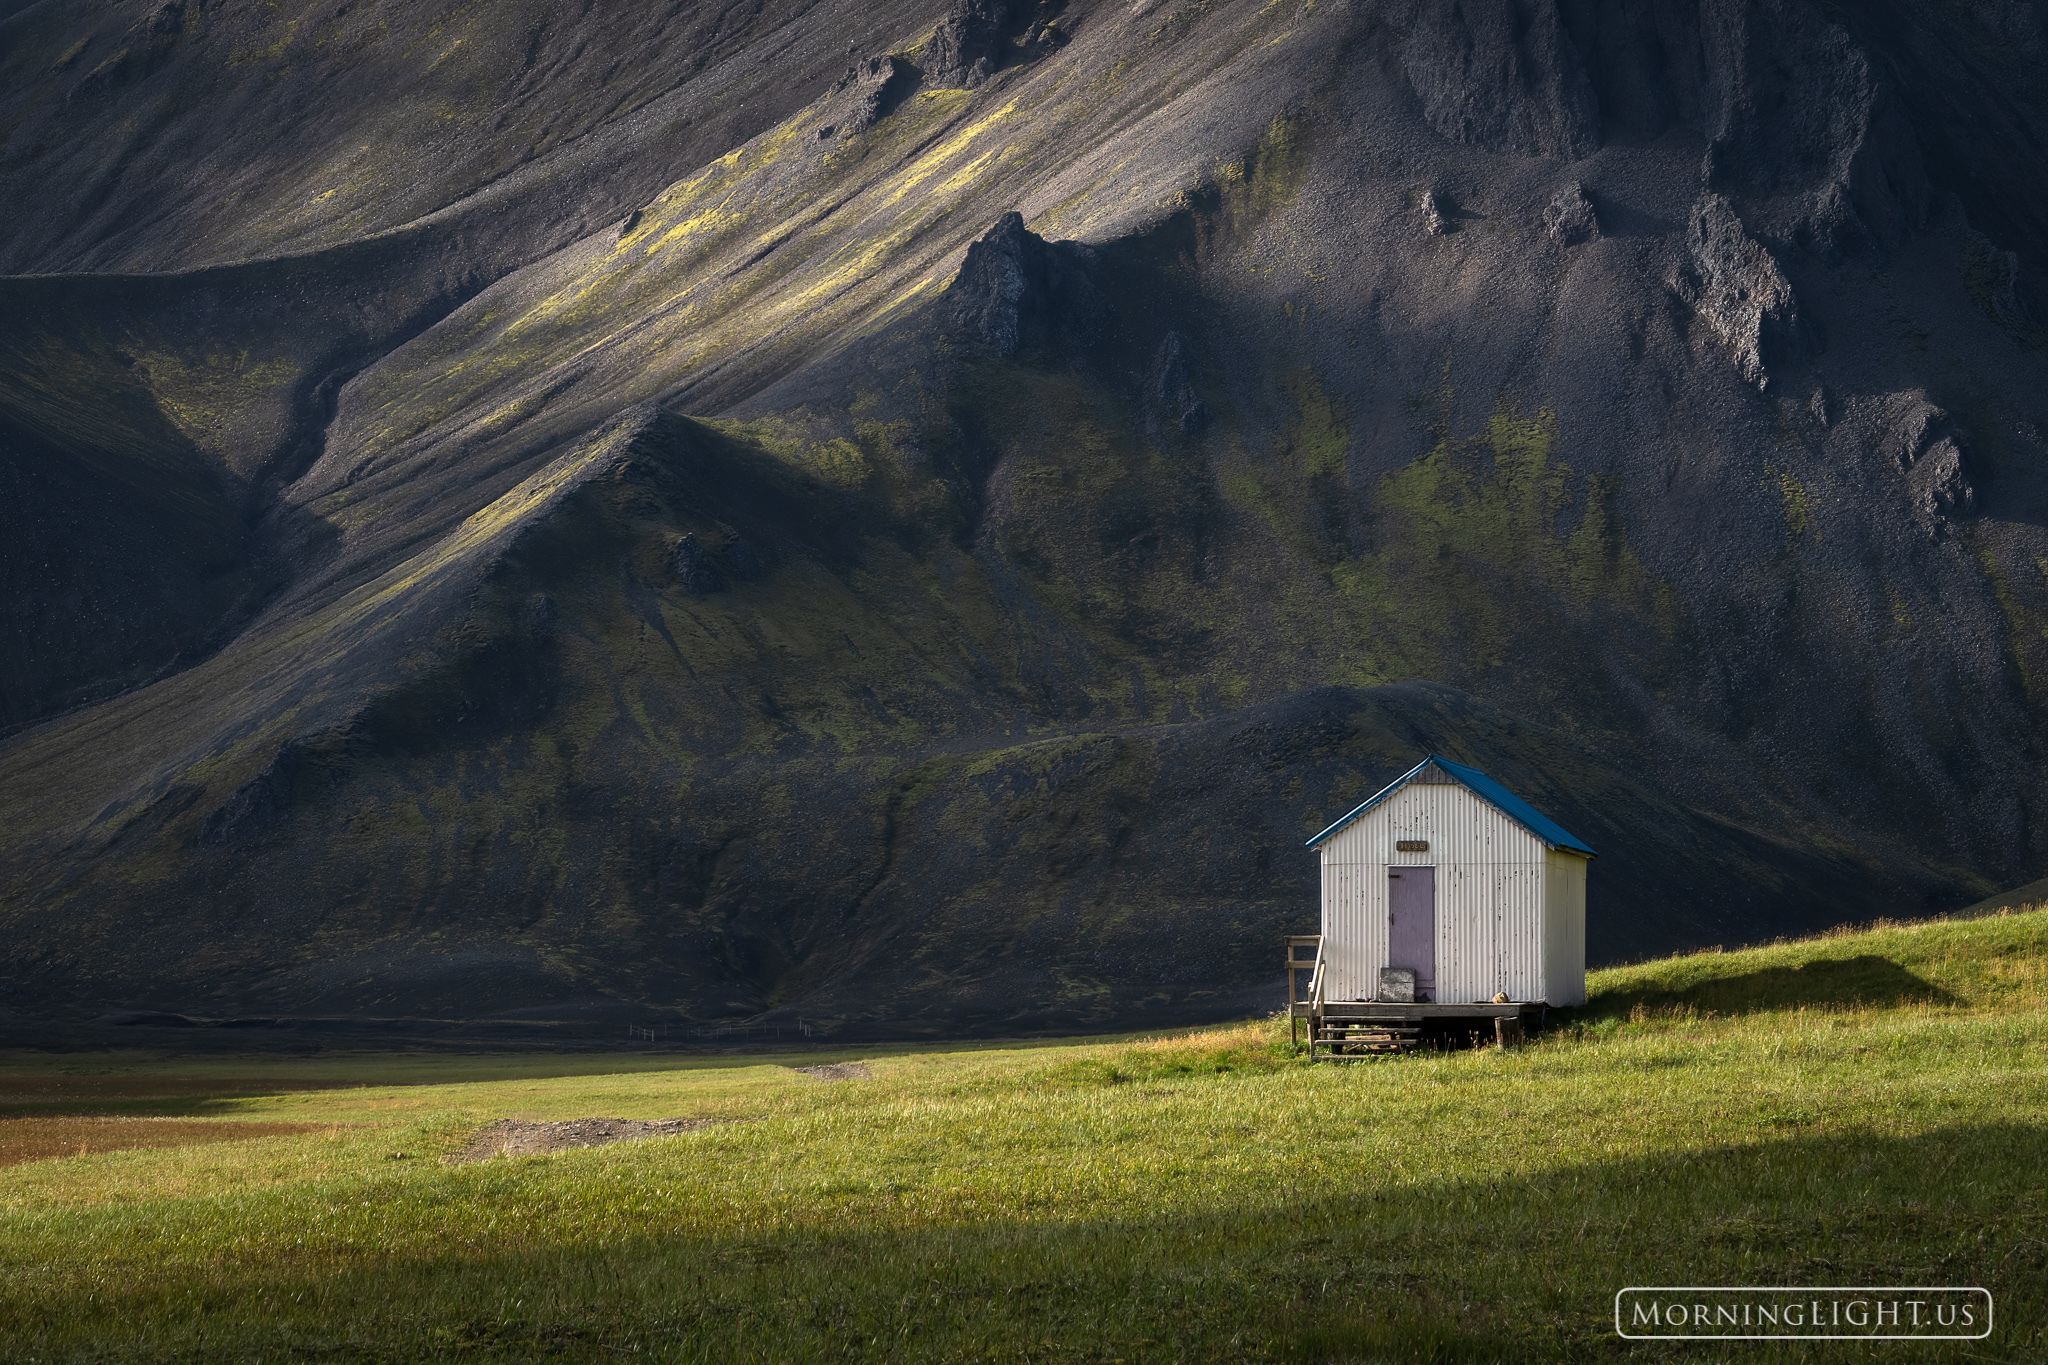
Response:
[[1542, 856, 1564, 1002], [1319, 858, 1380, 1008], [1570, 858, 1587, 1001], [1541, 849, 1589, 1004], [1319, 782, 1552, 1002]]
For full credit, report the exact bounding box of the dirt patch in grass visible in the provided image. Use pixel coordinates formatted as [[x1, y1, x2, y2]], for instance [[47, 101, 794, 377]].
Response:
[[0, 1116, 326, 1167], [789, 1063, 871, 1081], [447, 1117, 734, 1164]]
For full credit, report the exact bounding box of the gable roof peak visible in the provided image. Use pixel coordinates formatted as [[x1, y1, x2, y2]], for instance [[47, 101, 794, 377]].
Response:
[[1305, 753, 1597, 857]]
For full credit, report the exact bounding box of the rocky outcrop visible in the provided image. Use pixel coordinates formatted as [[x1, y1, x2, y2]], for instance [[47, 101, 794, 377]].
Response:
[[944, 212, 1106, 357], [1881, 394, 1947, 471], [1908, 439, 1975, 529], [673, 528, 760, 593], [1881, 394, 1976, 532], [1396, 0, 1599, 161], [1543, 183, 1598, 246], [1384, 0, 1935, 254], [1694, 7, 1932, 256], [923, 0, 1022, 89], [921, 0, 1065, 88], [1675, 193, 1809, 389], [674, 533, 720, 595], [817, 56, 918, 141], [1962, 229, 2044, 349]]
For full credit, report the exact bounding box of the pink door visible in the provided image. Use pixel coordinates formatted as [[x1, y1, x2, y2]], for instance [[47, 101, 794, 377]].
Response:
[[1388, 867, 1436, 1003]]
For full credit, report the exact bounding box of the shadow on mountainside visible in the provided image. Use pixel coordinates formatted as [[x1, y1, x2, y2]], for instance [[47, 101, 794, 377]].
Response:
[[7, 0, 2048, 1039]]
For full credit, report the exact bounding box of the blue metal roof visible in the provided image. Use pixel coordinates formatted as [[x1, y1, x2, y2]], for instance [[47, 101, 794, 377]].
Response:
[[1305, 754, 1598, 856]]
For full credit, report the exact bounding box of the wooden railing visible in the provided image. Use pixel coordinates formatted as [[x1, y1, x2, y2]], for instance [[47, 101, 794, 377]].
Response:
[[1285, 934, 1324, 1048]]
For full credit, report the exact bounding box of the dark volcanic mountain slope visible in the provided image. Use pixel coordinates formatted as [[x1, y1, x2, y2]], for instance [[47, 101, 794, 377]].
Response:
[[2, 0, 2047, 1035], [0, 0, 940, 275]]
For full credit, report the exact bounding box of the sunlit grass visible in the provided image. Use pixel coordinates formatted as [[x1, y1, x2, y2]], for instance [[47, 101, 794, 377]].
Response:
[[2, 912, 2044, 1361], [1583, 904, 2048, 1017]]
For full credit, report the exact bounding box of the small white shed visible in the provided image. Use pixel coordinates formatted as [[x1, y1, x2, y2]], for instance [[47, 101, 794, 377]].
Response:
[[1304, 754, 1596, 1007]]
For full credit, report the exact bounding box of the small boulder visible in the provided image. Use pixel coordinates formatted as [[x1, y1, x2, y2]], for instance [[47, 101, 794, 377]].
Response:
[[1543, 183, 1598, 246], [1421, 188, 1454, 235]]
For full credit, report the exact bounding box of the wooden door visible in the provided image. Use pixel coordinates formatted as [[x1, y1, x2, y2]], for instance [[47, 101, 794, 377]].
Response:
[[1388, 866, 1436, 1003]]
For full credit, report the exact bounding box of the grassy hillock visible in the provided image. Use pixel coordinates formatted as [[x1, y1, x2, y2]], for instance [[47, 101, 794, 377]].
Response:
[[1582, 908, 2048, 1018], [2, 909, 2044, 1362]]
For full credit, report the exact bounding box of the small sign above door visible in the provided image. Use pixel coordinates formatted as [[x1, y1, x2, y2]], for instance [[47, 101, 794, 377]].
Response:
[[1395, 839, 1430, 852]]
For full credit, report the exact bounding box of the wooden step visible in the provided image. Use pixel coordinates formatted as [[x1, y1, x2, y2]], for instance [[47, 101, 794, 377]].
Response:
[[1310, 1023, 1425, 1055], [1307, 1012, 1430, 1060]]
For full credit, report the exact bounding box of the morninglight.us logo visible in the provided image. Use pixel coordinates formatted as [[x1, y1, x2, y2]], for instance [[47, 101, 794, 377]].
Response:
[[1615, 1287, 1993, 1340]]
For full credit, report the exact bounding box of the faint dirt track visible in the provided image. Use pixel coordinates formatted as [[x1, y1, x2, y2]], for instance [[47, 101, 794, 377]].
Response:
[[0, 1116, 325, 1168], [0, 1077, 361, 1105]]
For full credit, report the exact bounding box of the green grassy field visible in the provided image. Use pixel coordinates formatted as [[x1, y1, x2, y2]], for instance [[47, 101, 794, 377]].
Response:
[[3, 909, 2045, 1363]]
